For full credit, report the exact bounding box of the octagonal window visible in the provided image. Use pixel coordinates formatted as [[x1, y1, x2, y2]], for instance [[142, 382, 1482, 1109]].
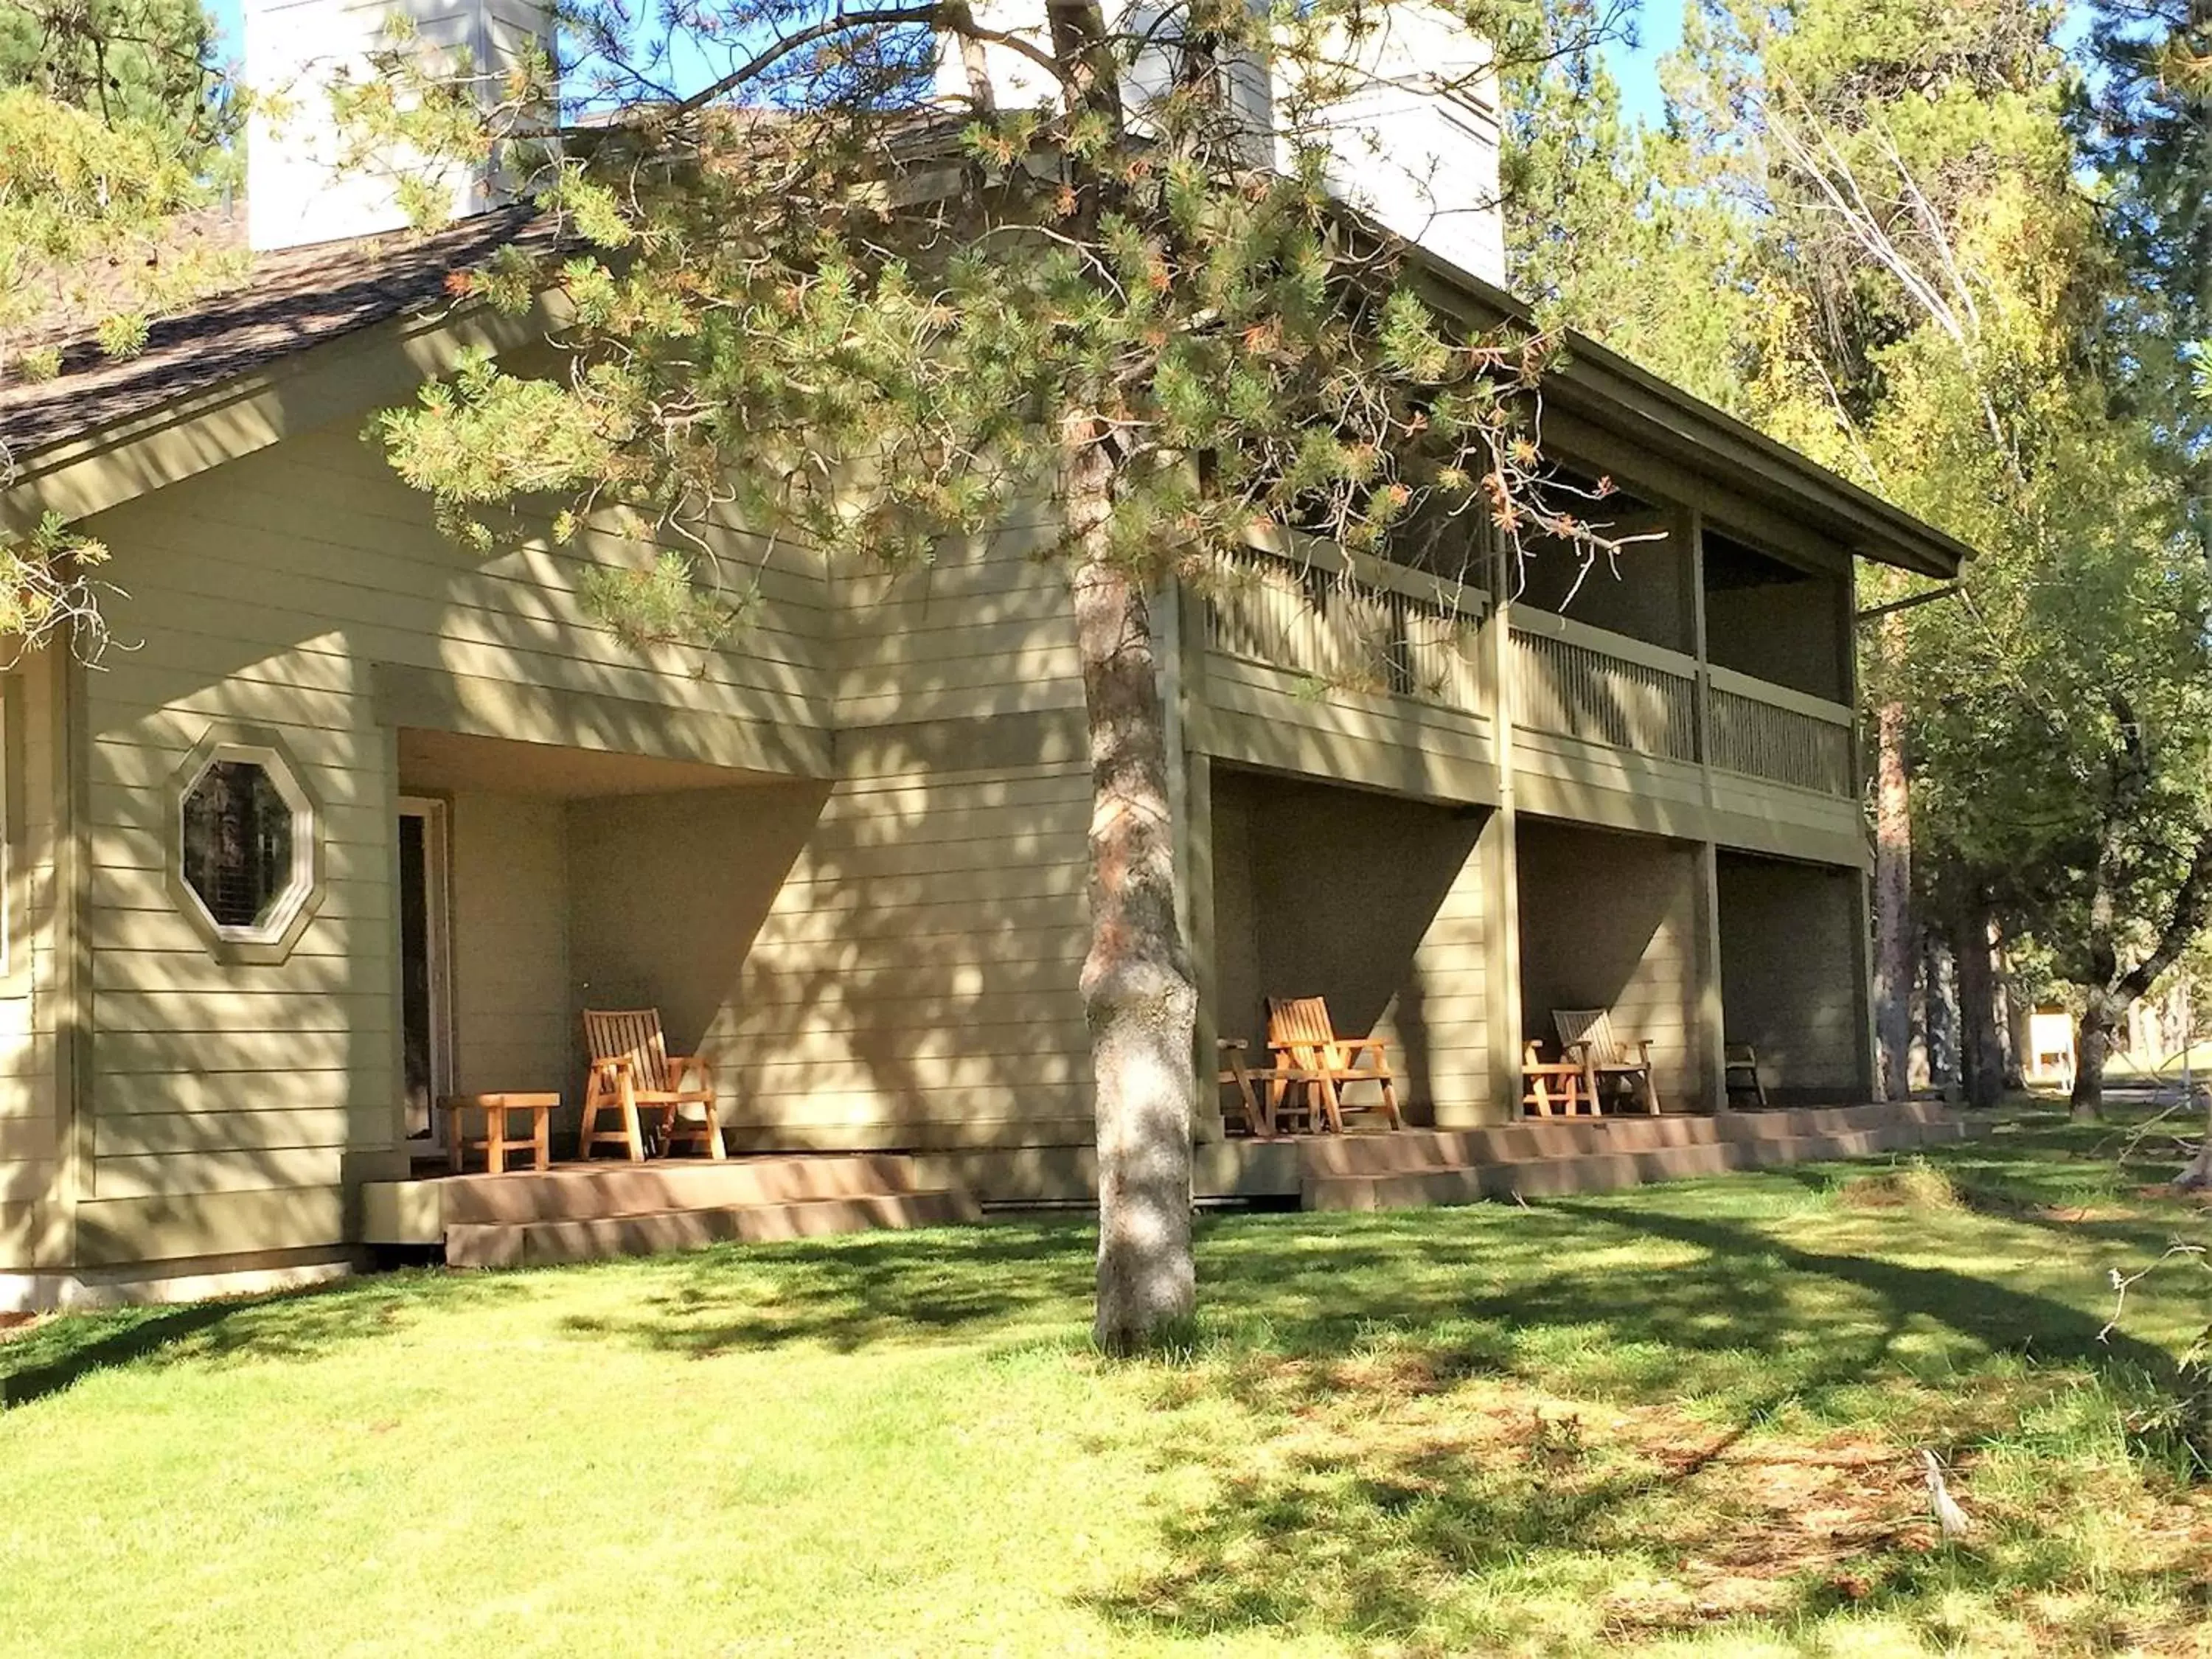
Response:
[[178, 744, 314, 944]]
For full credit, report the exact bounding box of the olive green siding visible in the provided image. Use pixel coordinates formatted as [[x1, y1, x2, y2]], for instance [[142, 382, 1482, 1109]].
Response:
[[2, 324, 1898, 1294], [0, 653, 63, 1271]]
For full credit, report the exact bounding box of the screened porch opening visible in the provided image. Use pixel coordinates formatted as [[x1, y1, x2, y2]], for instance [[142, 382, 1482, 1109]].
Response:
[[1208, 763, 1489, 1130], [1514, 816, 1702, 1113], [393, 728, 828, 1162], [1716, 850, 1871, 1106]]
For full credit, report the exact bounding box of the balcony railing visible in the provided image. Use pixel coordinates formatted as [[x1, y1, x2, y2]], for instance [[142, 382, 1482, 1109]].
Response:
[[1509, 611, 1700, 764], [1204, 534, 1488, 716], [1200, 546, 1857, 803], [1708, 667, 1855, 797]]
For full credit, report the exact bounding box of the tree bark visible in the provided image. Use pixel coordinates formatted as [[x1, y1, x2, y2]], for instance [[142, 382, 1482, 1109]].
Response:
[[2178, 1081, 2212, 1191], [2073, 989, 2118, 1119], [1953, 902, 2005, 1110], [1872, 659, 1914, 1101], [1065, 411, 1198, 1354]]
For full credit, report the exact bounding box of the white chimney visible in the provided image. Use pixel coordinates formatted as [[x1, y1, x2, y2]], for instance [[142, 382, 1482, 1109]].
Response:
[[1285, 4, 1506, 286], [246, 0, 554, 252], [932, 1, 1503, 288]]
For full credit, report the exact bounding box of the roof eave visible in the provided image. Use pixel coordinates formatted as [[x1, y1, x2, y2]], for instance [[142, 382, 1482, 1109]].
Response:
[[1404, 245, 1975, 582]]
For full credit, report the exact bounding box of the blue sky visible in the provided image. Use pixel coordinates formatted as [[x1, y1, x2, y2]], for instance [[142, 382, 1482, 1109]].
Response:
[[211, 0, 1683, 118], [1604, 1, 1684, 128]]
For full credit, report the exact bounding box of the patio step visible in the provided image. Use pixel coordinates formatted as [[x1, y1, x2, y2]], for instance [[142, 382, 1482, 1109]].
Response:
[[1298, 1100, 1957, 1178], [444, 1187, 982, 1269], [437, 1153, 939, 1225], [1301, 1106, 1975, 1211]]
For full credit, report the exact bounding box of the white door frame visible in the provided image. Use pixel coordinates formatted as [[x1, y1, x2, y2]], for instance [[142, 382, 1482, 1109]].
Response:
[[397, 796, 455, 1135]]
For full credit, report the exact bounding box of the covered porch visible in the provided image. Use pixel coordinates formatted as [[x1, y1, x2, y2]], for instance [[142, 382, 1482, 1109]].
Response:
[[1202, 766, 1876, 1134], [389, 726, 830, 1167]]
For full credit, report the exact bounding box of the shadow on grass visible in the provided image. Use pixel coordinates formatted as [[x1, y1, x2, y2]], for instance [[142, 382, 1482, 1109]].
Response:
[[1094, 1196, 2199, 1648], [556, 1220, 1102, 1355], [1, 1270, 520, 1409]]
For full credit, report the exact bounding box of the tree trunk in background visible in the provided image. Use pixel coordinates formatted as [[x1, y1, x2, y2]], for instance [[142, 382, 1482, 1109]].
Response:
[[2178, 1082, 2212, 1190], [2072, 989, 2118, 1120], [1067, 414, 1197, 1353], [1872, 663, 1914, 1101], [1919, 929, 1956, 1094], [1998, 939, 2027, 1088], [1954, 905, 2005, 1109]]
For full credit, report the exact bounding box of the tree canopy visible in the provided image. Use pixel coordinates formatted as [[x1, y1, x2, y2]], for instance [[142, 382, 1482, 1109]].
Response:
[[1506, 0, 2212, 1110]]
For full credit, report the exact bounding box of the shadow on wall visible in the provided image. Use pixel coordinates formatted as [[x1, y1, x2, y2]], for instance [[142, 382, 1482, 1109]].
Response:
[[1211, 766, 1488, 1123], [1514, 817, 1695, 1097]]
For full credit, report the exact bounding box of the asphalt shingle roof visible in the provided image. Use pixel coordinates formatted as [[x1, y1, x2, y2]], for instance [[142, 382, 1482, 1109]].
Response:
[[0, 206, 546, 462]]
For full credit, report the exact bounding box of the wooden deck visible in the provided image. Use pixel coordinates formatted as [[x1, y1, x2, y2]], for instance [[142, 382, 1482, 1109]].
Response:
[[358, 1102, 1975, 1270], [361, 1152, 980, 1267]]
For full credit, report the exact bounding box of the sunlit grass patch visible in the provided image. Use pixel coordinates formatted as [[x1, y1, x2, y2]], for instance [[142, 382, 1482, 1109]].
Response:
[[2, 1107, 2208, 1655]]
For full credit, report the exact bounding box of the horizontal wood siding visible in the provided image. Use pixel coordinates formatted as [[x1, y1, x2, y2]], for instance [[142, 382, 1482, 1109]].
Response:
[[1717, 855, 1866, 1099], [831, 514, 1083, 728], [450, 793, 571, 1101], [73, 414, 830, 1245], [1516, 819, 1701, 1105], [0, 653, 61, 1266]]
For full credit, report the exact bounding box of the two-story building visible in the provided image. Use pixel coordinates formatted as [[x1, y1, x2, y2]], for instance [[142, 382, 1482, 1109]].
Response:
[[0, 0, 1969, 1307]]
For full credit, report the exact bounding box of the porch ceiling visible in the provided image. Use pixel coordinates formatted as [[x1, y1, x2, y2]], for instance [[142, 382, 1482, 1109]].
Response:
[[396, 728, 790, 798]]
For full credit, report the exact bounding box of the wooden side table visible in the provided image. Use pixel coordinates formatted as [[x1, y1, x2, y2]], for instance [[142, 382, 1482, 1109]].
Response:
[[443, 1093, 558, 1174]]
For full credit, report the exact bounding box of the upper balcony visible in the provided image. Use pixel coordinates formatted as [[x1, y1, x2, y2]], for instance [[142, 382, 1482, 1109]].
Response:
[[1186, 512, 1866, 868]]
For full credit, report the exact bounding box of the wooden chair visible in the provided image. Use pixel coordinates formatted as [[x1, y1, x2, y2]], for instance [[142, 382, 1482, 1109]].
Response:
[[1216, 1039, 1318, 1137], [1520, 1040, 1593, 1117], [580, 1009, 724, 1161], [1725, 1042, 1769, 1107], [1266, 996, 1402, 1132], [1553, 1008, 1661, 1115]]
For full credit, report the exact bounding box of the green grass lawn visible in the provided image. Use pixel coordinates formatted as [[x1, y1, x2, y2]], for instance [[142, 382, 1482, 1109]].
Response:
[[4, 1112, 2211, 1658]]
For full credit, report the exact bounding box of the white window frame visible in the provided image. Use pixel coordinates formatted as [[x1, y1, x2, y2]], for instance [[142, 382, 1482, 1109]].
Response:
[[173, 734, 320, 954]]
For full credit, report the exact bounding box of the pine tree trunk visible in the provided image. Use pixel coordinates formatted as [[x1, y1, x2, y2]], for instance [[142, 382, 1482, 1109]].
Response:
[[1953, 905, 2004, 1109], [1065, 414, 1197, 1353], [1873, 680, 1914, 1102]]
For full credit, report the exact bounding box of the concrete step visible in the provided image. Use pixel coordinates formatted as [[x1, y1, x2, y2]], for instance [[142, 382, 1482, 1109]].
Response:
[[439, 1153, 934, 1225], [445, 1187, 982, 1268], [1302, 1118, 1955, 1212]]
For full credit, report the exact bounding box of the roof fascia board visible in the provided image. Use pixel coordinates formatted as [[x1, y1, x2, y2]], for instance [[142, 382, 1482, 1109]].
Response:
[[2, 295, 568, 534]]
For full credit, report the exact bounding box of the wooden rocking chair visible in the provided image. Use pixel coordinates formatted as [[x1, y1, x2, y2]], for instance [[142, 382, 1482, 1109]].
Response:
[[1266, 996, 1402, 1132], [1553, 1008, 1662, 1115], [580, 1009, 724, 1161]]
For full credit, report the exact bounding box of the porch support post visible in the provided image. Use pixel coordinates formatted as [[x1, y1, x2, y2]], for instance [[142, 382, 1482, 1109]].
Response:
[[1840, 557, 1881, 1101], [1478, 539, 1524, 1125], [1167, 577, 1222, 1141], [1850, 868, 1882, 1101], [1690, 839, 1729, 1113], [1678, 506, 1728, 1112]]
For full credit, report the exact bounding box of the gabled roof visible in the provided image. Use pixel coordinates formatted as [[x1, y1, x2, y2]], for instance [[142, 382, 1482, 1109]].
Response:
[[0, 206, 549, 462]]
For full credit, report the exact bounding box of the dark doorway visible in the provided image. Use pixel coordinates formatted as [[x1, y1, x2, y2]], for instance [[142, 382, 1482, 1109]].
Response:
[[397, 798, 451, 1143]]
